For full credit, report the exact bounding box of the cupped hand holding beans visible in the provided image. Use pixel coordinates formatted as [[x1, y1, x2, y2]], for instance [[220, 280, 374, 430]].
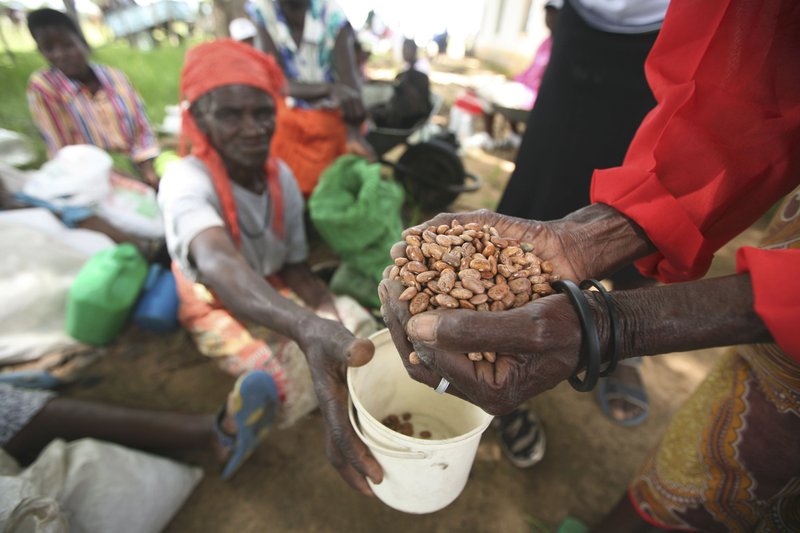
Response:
[[378, 207, 650, 414], [378, 212, 582, 415], [379, 277, 596, 415], [379, 207, 774, 415]]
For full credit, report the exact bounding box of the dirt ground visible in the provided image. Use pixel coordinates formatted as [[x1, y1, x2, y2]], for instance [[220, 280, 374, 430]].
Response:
[[59, 56, 766, 532]]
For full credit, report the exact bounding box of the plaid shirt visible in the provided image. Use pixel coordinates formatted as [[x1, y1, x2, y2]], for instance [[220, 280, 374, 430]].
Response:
[[27, 64, 159, 163]]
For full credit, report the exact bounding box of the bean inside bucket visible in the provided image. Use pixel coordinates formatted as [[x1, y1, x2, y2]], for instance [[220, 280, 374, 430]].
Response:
[[348, 329, 493, 514]]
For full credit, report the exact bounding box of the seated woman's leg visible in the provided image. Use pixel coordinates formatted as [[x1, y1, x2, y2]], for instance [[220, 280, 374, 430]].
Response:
[[618, 348, 800, 531], [173, 265, 380, 427], [5, 393, 215, 464], [4, 374, 279, 481], [172, 263, 289, 400]]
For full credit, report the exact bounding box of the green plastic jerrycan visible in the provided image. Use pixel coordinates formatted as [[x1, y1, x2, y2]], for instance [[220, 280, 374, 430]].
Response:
[[66, 243, 148, 345]]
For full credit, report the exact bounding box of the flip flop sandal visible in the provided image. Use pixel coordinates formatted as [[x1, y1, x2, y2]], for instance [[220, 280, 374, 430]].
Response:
[[494, 407, 546, 468], [0, 370, 63, 390], [596, 360, 649, 427], [216, 371, 279, 480]]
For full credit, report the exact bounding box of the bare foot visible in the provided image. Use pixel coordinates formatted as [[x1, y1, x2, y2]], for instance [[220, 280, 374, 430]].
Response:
[[222, 392, 238, 434], [210, 391, 239, 463], [606, 364, 646, 424]]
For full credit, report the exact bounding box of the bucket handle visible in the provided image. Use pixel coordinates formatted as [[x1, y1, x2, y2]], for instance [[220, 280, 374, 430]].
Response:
[[349, 401, 429, 460]]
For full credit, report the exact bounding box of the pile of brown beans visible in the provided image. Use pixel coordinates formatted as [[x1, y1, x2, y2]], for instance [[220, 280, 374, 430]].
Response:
[[389, 219, 559, 363], [381, 412, 432, 438]]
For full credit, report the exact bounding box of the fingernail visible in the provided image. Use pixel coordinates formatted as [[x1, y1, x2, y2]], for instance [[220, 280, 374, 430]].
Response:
[[407, 314, 438, 342], [377, 282, 388, 302]]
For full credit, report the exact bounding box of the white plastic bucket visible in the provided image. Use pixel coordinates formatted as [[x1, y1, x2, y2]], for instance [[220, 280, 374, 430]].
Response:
[[348, 329, 493, 514]]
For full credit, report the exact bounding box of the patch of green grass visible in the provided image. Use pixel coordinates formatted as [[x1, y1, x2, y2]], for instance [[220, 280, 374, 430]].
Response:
[[0, 49, 46, 145], [93, 41, 191, 126], [0, 38, 193, 164]]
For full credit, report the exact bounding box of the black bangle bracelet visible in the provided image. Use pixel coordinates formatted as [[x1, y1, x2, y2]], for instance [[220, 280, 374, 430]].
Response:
[[580, 279, 620, 377], [552, 280, 601, 392]]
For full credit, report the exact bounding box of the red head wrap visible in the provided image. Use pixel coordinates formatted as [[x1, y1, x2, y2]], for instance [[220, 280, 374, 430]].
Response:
[[179, 39, 287, 244]]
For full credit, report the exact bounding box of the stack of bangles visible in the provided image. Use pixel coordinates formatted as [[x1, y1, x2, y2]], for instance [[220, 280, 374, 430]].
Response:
[[552, 279, 621, 393]]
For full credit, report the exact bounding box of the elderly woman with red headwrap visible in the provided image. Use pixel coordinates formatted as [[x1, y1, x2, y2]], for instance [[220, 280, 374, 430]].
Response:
[[157, 39, 383, 494]]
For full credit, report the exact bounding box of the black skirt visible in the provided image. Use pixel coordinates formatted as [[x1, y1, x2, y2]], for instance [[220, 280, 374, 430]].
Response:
[[497, 0, 658, 222]]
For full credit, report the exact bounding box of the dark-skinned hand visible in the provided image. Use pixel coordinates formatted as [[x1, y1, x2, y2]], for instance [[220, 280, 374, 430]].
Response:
[[138, 159, 160, 190], [345, 134, 377, 163], [390, 206, 654, 285], [297, 318, 383, 495], [333, 83, 367, 124], [391, 209, 591, 286], [378, 207, 647, 413], [378, 208, 774, 416], [379, 278, 585, 415]]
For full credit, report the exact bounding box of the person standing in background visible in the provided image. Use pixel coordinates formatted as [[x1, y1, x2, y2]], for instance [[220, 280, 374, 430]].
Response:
[[379, 5, 799, 527], [248, 0, 375, 197], [493, 0, 670, 467]]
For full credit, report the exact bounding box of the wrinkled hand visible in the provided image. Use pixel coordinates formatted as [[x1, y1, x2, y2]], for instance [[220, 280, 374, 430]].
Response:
[[379, 279, 584, 415], [299, 319, 382, 494], [378, 208, 628, 414], [136, 159, 160, 190], [141, 168, 159, 190], [333, 83, 367, 124], [390, 209, 600, 286]]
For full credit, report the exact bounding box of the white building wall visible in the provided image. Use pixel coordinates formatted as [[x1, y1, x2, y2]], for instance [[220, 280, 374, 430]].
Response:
[[473, 0, 549, 74]]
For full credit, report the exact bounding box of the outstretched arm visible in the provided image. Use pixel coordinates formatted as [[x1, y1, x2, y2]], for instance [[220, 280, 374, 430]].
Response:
[[378, 205, 779, 415], [191, 227, 318, 340], [189, 227, 381, 493], [381, 271, 771, 415], [279, 261, 339, 318]]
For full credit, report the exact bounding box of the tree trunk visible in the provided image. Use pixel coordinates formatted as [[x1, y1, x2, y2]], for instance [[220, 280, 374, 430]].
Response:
[[0, 22, 15, 64], [62, 0, 88, 42], [211, 0, 247, 37]]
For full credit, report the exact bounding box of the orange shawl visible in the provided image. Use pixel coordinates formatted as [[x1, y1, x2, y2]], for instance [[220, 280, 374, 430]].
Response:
[[179, 39, 287, 243]]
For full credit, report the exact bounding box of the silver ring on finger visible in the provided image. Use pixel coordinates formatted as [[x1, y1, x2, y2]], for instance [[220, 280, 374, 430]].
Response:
[[434, 377, 450, 394]]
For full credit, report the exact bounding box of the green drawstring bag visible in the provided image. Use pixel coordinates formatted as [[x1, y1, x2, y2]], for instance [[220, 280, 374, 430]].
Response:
[[328, 263, 383, 309], [309, 155, 404, 308]]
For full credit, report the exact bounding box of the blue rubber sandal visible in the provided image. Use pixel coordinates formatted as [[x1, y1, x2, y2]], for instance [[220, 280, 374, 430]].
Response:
[[596, 359, 649, 427], [0, 371, 63, 390], [217, 371, 279, 480]]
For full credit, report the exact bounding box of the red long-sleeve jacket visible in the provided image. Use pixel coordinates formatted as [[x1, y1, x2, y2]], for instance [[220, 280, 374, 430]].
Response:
[[591, 0, 800, 359]]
